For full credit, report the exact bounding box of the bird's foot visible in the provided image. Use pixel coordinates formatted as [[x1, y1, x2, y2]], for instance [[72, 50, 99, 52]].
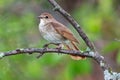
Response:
[[55, 44, 63, 55], [43, 42, 59, 48], [43, 43, 51, 48]]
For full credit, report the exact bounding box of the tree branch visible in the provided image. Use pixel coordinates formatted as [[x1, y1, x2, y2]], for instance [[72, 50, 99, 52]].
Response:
[[0, 48, 109, 70], [0, 48, 105, 70], [0, 48, 120, 80], [0, 48, 92, 58]]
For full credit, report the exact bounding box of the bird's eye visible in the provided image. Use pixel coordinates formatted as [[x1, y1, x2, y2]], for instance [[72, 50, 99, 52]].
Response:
[[45, 16, 48, 19]]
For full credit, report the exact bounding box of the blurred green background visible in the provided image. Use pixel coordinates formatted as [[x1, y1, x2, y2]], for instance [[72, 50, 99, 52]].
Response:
[[0, 0, 120, 80]]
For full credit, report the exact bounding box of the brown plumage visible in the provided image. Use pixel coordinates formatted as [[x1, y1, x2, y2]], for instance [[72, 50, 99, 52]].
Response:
[[38, 12, 84, 60]]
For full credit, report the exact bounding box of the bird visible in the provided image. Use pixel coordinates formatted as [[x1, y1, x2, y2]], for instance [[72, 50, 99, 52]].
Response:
[[38, 12, 84, 60]]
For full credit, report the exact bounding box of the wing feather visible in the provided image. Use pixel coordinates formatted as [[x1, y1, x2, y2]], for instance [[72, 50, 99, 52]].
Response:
[[51, 21, 79, 43]]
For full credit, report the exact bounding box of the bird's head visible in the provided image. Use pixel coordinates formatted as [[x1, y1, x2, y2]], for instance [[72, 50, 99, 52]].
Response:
[[38, 12, 54, 23]]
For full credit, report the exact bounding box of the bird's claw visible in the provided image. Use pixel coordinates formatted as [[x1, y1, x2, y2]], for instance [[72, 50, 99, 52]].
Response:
[[56, 47, 62, 55], [43, 44, 49, 48]]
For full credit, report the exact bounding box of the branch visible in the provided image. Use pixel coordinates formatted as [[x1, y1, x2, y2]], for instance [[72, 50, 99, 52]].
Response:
[[0, 48, 92, 58], [0, 47, 110, 79], [0, 48, 120, 80], [0, 48, 108, 68], [0, 48, 105, 70]]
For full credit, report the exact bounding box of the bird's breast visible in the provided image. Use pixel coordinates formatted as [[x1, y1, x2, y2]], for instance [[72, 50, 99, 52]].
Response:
[[39, 22, 66, 43]]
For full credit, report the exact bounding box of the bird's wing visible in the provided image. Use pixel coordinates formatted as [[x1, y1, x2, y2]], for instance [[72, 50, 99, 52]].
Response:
[[51, 21, 79, 43]]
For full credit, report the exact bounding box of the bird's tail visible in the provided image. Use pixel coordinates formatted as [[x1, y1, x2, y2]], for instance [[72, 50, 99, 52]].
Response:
[[65, 41, 85, 60]]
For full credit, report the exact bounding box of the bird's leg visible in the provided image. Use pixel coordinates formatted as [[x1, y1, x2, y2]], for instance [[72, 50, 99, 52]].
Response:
[[37, 43, 59, 58], [55, 43, 64, 55], [43, 42, 62, 51], [43, 43, 51, 48], [55, 43, 63, 49], [43, 42, 59, 48]]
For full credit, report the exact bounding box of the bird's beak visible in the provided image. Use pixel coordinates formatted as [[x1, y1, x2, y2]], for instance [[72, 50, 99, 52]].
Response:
[[37, 16, 43, 19]]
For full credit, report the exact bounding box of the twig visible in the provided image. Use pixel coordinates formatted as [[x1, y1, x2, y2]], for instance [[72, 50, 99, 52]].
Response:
[[0, 48, 120, 80], [0, 48, 92, 58]]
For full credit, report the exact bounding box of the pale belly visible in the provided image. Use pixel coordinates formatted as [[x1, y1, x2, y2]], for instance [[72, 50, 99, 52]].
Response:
[[43, 32, 66, 43], [39, 23, 66, 43]]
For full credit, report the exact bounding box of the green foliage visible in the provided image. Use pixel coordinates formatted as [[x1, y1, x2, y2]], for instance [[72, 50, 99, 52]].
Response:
[[103, 41, 120, 54], [73, 4, 102, 41], [63, 59, 92, 80], [0, 0, 14, 8]]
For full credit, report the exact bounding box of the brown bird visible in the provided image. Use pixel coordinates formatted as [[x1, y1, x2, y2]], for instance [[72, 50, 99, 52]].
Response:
[[38, 12, 83, 60]]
